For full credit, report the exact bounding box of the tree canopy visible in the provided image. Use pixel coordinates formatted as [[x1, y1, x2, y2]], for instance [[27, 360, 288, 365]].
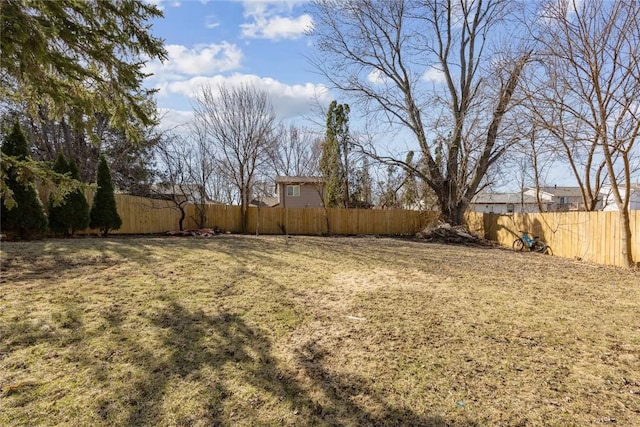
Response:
[[0, 0, 166, 141], [321, 101, 350, 208], [0, 0, 166, 207]]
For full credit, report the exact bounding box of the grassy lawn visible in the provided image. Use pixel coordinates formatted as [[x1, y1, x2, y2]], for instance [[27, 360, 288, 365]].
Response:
[[1, 235, 639, 426]]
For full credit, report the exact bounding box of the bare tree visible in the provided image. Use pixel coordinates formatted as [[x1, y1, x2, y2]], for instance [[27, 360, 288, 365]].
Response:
[[186, 120, 218, 227], [207, 170, 237, 205], [373, 164, 404, 209], [498, 124, 560, 212], [268, 123, 320, 177], [309, 0, 531, 224], [193, 83, 277, 232], [14, 106, 158, 193], [529, 0, 640, 267], [520, 44, 608, 211], [350, 156, 374, 208], [154, 133, 193, 231]]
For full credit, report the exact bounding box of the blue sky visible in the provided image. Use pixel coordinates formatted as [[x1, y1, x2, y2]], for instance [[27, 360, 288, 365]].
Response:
[[142, 0, 331, 129], [140, 0, 585, 189]]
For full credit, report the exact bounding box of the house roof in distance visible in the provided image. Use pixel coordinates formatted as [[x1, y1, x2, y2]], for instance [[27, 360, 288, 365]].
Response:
[[250, 196, 279, 207], [275, 176, 324, 184], [536, 186, 584, 198], [471, 192, 538, 204]]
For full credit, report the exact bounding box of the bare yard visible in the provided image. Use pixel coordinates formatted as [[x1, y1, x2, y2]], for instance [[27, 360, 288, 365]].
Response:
[[1, 235, 639, 426]]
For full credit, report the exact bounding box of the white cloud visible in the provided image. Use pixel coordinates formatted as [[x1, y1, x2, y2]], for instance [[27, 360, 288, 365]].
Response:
[[422, 67, 446, 83], [241, 14, 313, 40], [144, 43, 243, 78], [239, 1, 313, 40], [367, 69, 390, 84], [157, 108, 194, 130], [205, 15, 220, 29], [240, 0, 308, 17], [144, 0, 164, 10], [159, 73, 332, 120], [143, 0, 181, 10], [537, 0, 585, 25]]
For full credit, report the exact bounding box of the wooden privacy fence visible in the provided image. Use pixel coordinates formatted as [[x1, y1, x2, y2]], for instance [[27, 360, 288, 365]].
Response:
[[47, 191, 638, 267], [98, 194, 438, 236], [466, 211, 640, 268]]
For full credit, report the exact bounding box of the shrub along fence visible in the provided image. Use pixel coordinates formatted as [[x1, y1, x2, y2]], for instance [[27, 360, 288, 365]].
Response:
[[466, 211, 640, 268]]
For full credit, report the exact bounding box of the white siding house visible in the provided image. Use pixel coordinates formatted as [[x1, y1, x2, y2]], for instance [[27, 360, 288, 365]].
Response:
[[600, 185, 640, 211], [470, 185, 638, 213], [470, 186, 597, 213], [469, 192, 541, 214], [523, 186, 597, 211]]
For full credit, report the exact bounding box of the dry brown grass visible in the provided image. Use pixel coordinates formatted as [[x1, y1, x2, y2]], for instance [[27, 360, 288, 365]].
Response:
[[1, 235, 639, 426]]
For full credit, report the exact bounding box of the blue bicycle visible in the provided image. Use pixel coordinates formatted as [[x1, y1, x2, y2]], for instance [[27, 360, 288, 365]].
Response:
[[512, 231, 548, 254]]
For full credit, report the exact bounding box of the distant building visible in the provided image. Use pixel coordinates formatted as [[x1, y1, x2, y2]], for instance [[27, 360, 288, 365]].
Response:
[[470, 192, 542, 214], [275, 176, 325, 208], [470, 186, 603, 213], [600, 185, 640, 211], [524, 186, 596, 211], [249, 196, 279, 208]]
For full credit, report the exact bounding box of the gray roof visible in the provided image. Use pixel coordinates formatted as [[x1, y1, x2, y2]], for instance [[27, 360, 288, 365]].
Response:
[[536, 186, 584, 197], [471, 192, 538, 204], [249, 196, 279, 207], [275, 176, 324, 184]]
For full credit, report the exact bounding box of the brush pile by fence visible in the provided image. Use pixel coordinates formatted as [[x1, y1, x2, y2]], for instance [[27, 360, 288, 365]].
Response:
[[165, 228, 222, 237], [415, 223, 495, 246]]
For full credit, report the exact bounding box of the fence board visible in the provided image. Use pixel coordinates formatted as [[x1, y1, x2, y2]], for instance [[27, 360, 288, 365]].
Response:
[[634, 211, 640, 262]]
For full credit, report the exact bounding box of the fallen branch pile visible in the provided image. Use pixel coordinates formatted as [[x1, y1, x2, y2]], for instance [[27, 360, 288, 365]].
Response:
[[165, 228, 221, 237], [415, 223, 495, 246]]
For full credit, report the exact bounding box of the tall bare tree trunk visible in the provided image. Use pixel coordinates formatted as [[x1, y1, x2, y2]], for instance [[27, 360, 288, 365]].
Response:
[[310, 0, 529, 225]]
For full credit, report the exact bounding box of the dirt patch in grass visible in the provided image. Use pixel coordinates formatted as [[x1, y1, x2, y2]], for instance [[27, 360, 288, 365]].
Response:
[[1, 235, 639, 426]]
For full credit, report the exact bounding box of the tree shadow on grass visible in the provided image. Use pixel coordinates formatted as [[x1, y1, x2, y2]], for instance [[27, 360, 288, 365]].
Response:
[[0, 299, 85, 353], [294, 341, 480, 427], [93, 298, 311, 425], [2, 281, 478, 425], [91, 298, 474, 426]]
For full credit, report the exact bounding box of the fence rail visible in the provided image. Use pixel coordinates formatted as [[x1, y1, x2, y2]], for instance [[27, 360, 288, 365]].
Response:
[[38, 192, 638, 267]]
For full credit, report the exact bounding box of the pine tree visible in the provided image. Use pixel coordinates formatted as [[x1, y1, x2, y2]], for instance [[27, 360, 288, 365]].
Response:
[[320, 100, 350, 208], [320, 133, 343, 208], [90, 155, 122, 236], [0, 122, 48, 239], [48, 153, 90, 236], [402, 151, 419, 210], [48, 152, 70, 235], [66, 159, 90, 234]]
